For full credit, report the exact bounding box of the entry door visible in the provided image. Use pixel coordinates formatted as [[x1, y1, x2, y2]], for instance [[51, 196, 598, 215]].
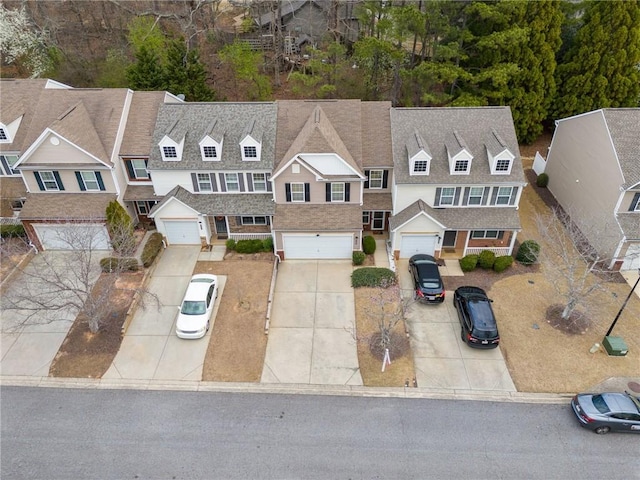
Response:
[[372, 211, 385, 230], [214, 216, 228, 238], [443, 231, 457, 248]]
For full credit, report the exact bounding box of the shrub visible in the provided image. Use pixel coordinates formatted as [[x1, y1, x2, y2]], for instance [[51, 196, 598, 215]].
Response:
[[262, 236, 273, 252], [516, 240, 540, 265], [225, 238, 236, 251], [493, 255, 514, 273], [536, 172, 549, 188], [235, 238, 264, 254], [100, 257, 139, 272], [0, 224, 26, 238], [459, 254, 478, 272], [362, 235, 376, 255], [351, 267, 396, 288], [352, 251, 366, 266], [106, 200, 135, 255], [477, 250, 496, 269], [141, 232, 163, 267]]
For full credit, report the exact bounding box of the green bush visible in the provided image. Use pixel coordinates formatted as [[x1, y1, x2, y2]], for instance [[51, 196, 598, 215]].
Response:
[[235, 239, 264, 254], [225, 238, 236, 251], [362, 235, 376, 255], [141, 232, 163, 267], [262, 236, 273, 252], [536, 172, 549, 188], [493, 255, 514, 273], [351, 267, 396, 288], [0, 224, 26, 237], [459, 254, 478, 272], [478, 250, 496, 269], [352, 251, 366, 266], [516, 240, 540, 265], [100, 257, 139, 272]]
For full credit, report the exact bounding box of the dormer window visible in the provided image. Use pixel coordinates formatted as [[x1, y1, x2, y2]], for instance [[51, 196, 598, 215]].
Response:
[[0, 128, 7, 141], [446, 130, 473, 175], [0, 116, 21, 144], [199, 129, 223, 162], [203, 146, 217, 159], [486, 129, 515, 174], [244, 146, 257, 158], [239, 120, 262, 161], [159, 134, 184, 162], [163, 146, 177, 158], [407, 129, 431, 176], [454, 159, 469, 172]]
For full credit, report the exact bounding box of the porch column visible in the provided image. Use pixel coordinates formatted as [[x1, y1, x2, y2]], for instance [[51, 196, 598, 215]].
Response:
[[509, 229, 519, 255]]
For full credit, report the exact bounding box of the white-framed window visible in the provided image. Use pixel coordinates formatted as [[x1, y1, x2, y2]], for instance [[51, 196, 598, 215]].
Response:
[[224, 173, 239, 192], [11, 199, 25, 210], [203, 146, 217, 159], [162, 146, 177, 158], [363, 211, 370, 224], [369, 170, 383, 189], [80, 171, 100, 191], [136, 201, 149, 215], [252, 173, 267, 192], [241, 216, 268, 225], [440, 187, 455, 206], [40, 171, 61, 190], [197, 173, 213, 192], [413, 160, 428, 174], [496, 159, 511, 172], [471, 230, 500, 239], [243, 146, 257, 158], [454, 159, 469, 173], [331, 183, 345, 202], [468, 187, 484, 205], [634, 196, 640, 211], [496, 186, 513, 205], [0, 154, 20, 175], [131, 159, 148, 179], [291, 182, 305, 202]]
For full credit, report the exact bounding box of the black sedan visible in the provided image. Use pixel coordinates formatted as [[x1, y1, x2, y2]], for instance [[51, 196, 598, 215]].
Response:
[[571, 391, 640, 434], [453, 286, 500, 348], [408, 254, 445, 304]]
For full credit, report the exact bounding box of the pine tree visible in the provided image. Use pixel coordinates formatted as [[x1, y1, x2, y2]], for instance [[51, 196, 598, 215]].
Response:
[[183, 48, 215, 102], [126, 45, 165, 91], [554, 0, 640, 119]]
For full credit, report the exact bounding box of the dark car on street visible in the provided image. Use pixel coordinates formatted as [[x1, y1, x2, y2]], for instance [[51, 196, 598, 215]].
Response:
[[571, 391, 640, 434], [408, 254, 445, 304], [453, 286, 500, 348]]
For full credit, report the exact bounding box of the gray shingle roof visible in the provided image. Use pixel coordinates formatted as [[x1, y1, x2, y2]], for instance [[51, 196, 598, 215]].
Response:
[[122, 185, 163, 202], [602, 109, 640, 189], [273, 203, 362, 230], [616, 212, 640, 239], [147, 102, 277, 171], [120, 91, 170, 156], [20, 193, 115, 220], [390, 107, 525, 185]]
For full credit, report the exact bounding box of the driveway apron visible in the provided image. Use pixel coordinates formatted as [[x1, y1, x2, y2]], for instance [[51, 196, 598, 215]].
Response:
[[261, 261, 362, 386], [103, 246, 221, 382]]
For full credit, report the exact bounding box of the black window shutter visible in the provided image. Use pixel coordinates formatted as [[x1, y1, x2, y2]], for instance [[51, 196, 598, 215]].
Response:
[[191, 173, 199, 192], [96, 172, 105, 191], [490, 187, 498, 205], [630, 193, 640, 211], [75, 171, 86, 191], [326, 183, 331, 202], [434, 187, 441, 207], [462, 187, 470, 205], [498, 231, 504, 239], [218, 173, 226, 192], [285, 183, 291, 202], [34, 172, 45, 191], [481, 187, 490, 205], [345, 183, 350, 202], [238, 174, 245, 192], [246, 174, 253, 192], [53, 171, 64, 190], [382, 170, 389, 188], [454, 187, 461, 205], [304, 183, 310, 202], [509, 186, 517, 205], [236, 216, 242, 225], [125, 160, 135, 179], [210, 173, 217, 192], [267, 177, 272, 192], [364, 170, 370, 189]]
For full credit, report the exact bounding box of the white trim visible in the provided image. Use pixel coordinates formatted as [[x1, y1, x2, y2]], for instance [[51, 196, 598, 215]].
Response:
[[148, 195, 200, 218], [390, 210, 447, 232], [271, 153, 365, 181]]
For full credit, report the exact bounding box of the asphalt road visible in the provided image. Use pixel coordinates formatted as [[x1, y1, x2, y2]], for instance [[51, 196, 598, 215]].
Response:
[[1, 387, 638, 479]]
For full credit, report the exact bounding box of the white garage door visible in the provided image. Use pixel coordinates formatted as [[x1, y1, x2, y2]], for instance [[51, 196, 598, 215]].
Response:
[[283, 235, 352, 259], [399, 235, 437, 258], [33, 224, 110, 250], [621, 244, 640, 270], [163, 220, 201, 245]]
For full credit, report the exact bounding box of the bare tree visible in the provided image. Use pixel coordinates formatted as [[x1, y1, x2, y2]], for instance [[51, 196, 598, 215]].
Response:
[[534, 206, 619, 324], [1, 222, 157, 334]]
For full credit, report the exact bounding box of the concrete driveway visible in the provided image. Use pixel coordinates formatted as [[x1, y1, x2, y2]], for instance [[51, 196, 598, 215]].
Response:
[[1, 251, 106, 376], [103, 246, 225, 382], [261, 261, 362, 386], [397, 259, 516, 393]]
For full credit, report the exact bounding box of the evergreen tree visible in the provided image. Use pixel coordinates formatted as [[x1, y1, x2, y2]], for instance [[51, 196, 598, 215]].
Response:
[[554, 0, 640, 119], [183, 47, 215, 102], [126, 45, 165, 91], [105, 200, 135, 256]]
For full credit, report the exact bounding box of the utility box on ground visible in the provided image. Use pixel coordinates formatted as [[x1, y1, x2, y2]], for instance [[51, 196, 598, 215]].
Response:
[[603, 336, 628, 356]]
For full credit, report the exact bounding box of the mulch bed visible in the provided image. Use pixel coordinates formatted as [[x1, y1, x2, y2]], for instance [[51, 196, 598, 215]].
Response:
[[443, 261, 539, 293]]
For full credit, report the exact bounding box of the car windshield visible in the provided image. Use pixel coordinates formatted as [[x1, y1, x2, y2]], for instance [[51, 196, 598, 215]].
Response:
[[415, 262, 441, 288], [191, 278, 213, 284], [591, 394, 611, 414], [181, 300, 206, 315], [468, 298, 497, 337]]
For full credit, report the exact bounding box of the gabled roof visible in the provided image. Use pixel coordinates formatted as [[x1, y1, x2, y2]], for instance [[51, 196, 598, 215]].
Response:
[[147, 102, 277, 170], [361, 101, 393, 168], [485, 128, 512, 157], [273, 203, 361, 230], [601, 109, 640, 190], [407, 129, 431, 158], [445, 130, 470, 157], [202, 119, 225, 144], [390, 107, 525, 185], [20, 193, 115, 220], [120, 91, 175, 156], [241, 118, 263, 143]]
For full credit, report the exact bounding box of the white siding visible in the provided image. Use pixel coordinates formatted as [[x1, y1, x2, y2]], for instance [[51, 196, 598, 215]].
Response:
[[150, 170, 194, 195], [393, 184, 439, 212]]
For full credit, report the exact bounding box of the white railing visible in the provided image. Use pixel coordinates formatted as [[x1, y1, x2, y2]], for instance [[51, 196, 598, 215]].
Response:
[[465, 247, 512, 256], [0, 217, 21, 225], [229, 232, 272, 241]]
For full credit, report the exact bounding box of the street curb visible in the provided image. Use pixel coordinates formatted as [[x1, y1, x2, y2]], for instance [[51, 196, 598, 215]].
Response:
[[0, 376, 572, 404]]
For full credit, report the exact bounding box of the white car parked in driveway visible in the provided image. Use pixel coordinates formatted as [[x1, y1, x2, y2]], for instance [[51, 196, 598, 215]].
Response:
[[176, 274, 218, 339]]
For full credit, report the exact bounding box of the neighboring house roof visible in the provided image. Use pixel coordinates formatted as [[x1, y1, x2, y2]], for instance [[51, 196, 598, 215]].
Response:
[[120, 91, 175, 156], [616, 213, 640, 240], [149, 185, 275, 217], [363, 192, 392, 211], [361, 101, 393, 168], [19, 193, 115, 220], [122, 185, 164, 202], [255, 0, 319, 26], [601, 109, 640, 190], [390, 107, 526, 185], [147, 102, 277, 170], [389, 199, 521, 231], [273, 203, 362, 230]]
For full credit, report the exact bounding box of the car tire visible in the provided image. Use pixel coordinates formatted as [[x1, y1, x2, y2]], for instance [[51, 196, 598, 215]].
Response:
[[594, 426, 610, 435], [206, 320, 210, 332], [460, 328, 465, 342]]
